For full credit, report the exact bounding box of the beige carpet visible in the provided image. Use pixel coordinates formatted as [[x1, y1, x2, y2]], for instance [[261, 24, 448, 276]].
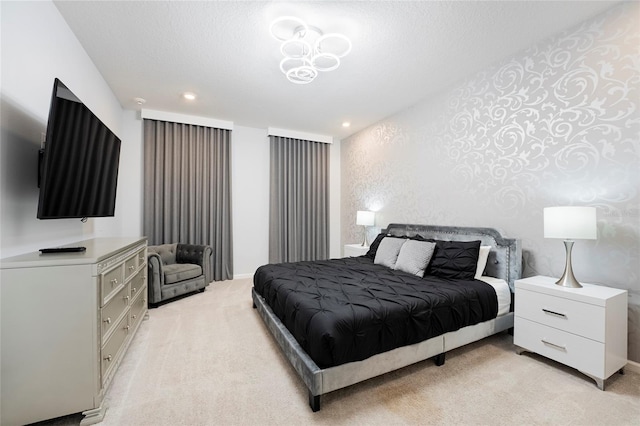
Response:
[[39, 278, 639, 425]]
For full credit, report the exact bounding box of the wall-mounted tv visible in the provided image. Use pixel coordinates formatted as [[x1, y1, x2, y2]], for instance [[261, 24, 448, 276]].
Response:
[[37, 78, 121, 220]]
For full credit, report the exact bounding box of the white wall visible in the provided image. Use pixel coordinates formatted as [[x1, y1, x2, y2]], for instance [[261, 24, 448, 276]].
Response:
[[231, 125, 270, 277], [0, 1, 127, 258], [118, 110, 145, 237]]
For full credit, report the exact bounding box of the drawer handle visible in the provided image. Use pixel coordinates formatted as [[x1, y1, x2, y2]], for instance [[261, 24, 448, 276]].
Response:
[[110, 278, 118, 285], [542, 308, 566, 318], [132, 287, 137, 293], [132, 314, 137, 319], [104, 354, 113, 362], [541, 339, 566, 351], [103, 317, 112, 324], [124, 325, 130, 332], [129, 266, 135, 271], [124, 295, 130, 302]]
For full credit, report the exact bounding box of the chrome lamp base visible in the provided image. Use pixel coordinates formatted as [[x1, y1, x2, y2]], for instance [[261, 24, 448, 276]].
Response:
[[361, 226, 368, 247], [556, 240, 582, 288]]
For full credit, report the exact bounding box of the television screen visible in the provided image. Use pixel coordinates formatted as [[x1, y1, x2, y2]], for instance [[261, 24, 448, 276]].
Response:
[[37, 79, 121, 219]]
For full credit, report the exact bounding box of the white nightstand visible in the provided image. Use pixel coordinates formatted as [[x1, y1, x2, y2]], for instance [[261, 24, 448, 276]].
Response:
[[514, 275, 627, 390], [344, 244, 369, 257]]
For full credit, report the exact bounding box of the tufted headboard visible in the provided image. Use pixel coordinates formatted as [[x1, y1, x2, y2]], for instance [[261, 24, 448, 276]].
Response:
[[383, 223, 522, 290]]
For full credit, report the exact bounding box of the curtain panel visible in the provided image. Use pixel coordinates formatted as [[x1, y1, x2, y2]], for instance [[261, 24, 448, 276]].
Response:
[[269, 135, 329, 263], [143, 119, 233, 281]]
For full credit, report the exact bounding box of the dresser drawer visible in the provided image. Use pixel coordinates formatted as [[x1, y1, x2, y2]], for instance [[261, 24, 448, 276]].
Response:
[[124, 254, 138, 281], [101, 314, 130, 381], [101, 283, 130, 341], [130, 285, 147, 331], [515, 316, 605, 378], [129, 269, 146, 299], [101, 265, 124, 305], [136, 248, 147, 266], [516, 288, 605, 341]]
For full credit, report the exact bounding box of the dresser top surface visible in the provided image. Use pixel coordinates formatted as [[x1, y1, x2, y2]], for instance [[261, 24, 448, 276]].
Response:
[[1, 237, 147, 269], [516, 275, 627, 305]]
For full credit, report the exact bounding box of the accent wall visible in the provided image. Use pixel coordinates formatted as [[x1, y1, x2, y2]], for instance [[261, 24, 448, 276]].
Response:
[[341, 3, 640, 361]]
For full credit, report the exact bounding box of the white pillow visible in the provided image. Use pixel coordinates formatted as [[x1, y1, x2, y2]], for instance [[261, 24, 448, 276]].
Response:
[[374, 237, 407, 269], [395, 240, 437, 277], [475, 245, 491, 279]]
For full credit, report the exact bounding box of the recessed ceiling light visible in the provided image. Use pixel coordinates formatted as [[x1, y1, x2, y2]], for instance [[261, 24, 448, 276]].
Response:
[[183, 92, 197, 101], [342, 121, 351, 128]]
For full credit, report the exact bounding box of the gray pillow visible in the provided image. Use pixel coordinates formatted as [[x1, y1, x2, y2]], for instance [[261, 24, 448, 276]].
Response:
[[373, 237, 407, 269], [395, 240, 437, 277]]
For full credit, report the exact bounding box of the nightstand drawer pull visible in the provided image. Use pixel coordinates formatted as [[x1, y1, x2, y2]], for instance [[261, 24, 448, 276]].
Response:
[[542, 308, 566, 318], [541, 339, 566, 351]]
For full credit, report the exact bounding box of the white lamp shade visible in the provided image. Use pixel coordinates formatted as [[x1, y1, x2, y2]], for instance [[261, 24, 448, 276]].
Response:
[[544, 206, 597, 240], [356, 210, 375, 226]]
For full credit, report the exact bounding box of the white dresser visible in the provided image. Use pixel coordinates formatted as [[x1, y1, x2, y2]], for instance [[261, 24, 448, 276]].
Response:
[[344, 243, 370, 257], [0, 237, 148, 426], [514, 275, 627, 390]]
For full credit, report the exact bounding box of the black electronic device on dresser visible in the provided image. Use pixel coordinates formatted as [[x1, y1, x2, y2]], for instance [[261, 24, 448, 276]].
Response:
[[37, 78, 121, 220]]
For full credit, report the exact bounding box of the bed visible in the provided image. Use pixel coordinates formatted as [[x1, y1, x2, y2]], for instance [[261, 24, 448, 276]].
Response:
[[252, 223, 522, 411]]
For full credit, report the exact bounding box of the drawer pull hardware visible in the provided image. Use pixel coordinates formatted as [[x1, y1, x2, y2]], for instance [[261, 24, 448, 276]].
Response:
[[542, 308, 566, 318], [132, 314, 137, 319], [104, 354, 112, 362], [129, 266, 135, 271], [124, 325, 130, 332], [541, 339, 566, 351], [132, 287, 137, 293], [103, 317, 112, 324], [110, 278, 118, 285], [124, 295, 130, 302]]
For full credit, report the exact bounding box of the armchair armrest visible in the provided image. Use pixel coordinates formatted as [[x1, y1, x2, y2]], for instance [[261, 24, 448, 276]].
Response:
[[147, 252, 165, 304], [176, 244, 213, 285]]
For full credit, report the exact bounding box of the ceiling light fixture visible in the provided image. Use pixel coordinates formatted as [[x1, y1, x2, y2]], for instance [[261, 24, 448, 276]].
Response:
[[183, 92, 196, 100], [269, 16, 352, 85], [342, 121, 351, 128]]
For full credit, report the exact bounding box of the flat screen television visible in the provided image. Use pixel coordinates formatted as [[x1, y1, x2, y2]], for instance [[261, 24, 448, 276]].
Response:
[[37, 78, 121, 220]]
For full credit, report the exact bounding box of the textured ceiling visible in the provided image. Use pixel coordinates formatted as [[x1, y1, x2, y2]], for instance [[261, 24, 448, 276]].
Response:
[[54, 1, 621, 139]]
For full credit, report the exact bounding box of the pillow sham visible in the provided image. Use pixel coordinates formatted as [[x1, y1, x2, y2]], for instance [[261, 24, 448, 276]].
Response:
[[475, 245, 491, 279], [426, 240, 481, 280], [373, 237, 407, 269], [395, 240, 437, 277]]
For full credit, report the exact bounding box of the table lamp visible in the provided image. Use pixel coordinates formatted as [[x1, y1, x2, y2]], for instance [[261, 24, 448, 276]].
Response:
[[356, 211, 375, 247], [543, 206, 597, 288]]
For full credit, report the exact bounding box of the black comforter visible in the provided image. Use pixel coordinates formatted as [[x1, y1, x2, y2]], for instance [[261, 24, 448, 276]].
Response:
[[253, 256, 498, 369]]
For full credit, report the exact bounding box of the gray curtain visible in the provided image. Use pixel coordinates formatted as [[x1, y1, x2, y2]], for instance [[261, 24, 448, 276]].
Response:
[[269, 135, 329, 263], [143, 119, 233, 281]]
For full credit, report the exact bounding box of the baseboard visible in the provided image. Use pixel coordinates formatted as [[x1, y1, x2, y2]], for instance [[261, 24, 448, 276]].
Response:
[[625, 360, 640, 374], [233, 273, 254, 280]]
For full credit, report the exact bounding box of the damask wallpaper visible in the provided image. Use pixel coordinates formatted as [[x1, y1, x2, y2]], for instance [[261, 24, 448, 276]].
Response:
[[341, 3, 640, 361]]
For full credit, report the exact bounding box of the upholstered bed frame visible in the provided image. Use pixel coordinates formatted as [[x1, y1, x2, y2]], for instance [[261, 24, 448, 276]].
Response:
[[251, 224, 522, 411]]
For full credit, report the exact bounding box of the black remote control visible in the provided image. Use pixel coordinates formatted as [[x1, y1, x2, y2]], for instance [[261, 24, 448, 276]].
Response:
[[40, 246, 87, 254]]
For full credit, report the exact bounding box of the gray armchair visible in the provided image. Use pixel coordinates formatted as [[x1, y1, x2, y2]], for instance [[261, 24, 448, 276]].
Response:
[[147, 243, 213, 306]]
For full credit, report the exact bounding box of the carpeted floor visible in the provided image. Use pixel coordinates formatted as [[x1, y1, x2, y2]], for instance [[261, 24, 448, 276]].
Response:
[[39, 278, 640, 425]]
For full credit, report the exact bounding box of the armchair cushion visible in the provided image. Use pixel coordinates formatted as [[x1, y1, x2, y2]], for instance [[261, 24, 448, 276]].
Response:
[[163, 263, 203, 284]]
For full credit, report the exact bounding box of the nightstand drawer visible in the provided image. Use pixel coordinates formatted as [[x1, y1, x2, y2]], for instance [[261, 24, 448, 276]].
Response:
[[515, 317, 605, 378], [516, 288, 605, 341]]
